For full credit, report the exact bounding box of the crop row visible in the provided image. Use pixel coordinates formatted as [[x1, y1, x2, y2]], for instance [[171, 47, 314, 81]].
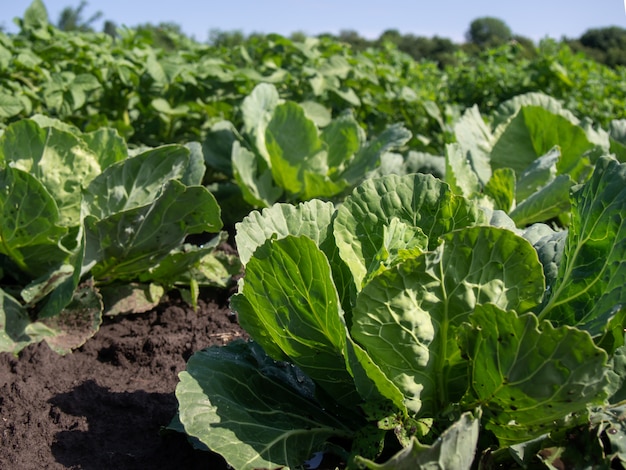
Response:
[[2, 1, 626, 152], [1, 86, 625, 467]]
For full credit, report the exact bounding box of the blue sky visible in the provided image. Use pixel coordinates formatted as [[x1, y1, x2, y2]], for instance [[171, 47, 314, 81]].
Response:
[[3, 0, 626, 43]]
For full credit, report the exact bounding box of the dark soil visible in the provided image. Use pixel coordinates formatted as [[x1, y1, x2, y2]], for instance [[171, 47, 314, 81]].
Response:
[[0, 289, 248, 470]]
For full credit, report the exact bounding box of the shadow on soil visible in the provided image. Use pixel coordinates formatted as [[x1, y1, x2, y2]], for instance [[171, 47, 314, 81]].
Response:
[[48, 380, 229, 470]]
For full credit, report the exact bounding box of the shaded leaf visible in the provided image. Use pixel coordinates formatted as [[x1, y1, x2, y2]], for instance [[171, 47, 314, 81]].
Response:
[[83, 144, 190, 219], [99, 283, 165, 316], [232, 141, 282, 208], [0, 288, 53, 354], [40, 282, 103, 354], [460, 304, 609, 445], [85, 180, 222, 280], [354, 410, 480, 469], [509, 174, 574, 226], [177, 341, 354, 470]]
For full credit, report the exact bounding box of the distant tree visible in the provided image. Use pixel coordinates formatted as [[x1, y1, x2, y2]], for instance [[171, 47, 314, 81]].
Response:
[[57, 1, 102, 32], [376, 30, 458, 66], [378, 29, 403, 46], [337, 29, 371, 51], [208, 28, 246, 47], [403, 35, 458, 65], [466, 17, 512, 48], [289, 31, 308, 42], [580, 26, 626, 50], [579, 26, 626, 67], [567, 39, 604, 63], [103, 20, 117, 38], [135, 22, 188, 50]]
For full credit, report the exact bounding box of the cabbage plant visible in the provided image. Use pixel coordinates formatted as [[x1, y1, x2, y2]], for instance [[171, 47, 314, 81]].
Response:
[[203, 83, 411, 219], [444, 92, 626, 229], [0, 117, 225, 354], [176, 156, 626, 468]]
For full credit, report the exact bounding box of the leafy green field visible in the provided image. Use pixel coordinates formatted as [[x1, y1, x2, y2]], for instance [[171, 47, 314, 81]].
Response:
[[2, 1, 626, 468]]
